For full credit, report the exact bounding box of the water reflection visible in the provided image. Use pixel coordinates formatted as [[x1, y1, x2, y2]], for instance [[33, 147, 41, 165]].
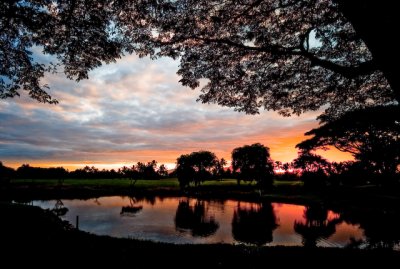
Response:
[[232, 202, 278, 245], [120, 197, 143, 217], [294, 205, 341, 247], [51, 199, 69, 217], [29, 196, 399, 249], [175, 200, 219, 237], [341, 208, 400, 249]]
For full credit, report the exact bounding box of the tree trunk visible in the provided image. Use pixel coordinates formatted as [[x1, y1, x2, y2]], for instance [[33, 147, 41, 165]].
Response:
[[334, 0, 400, 102]]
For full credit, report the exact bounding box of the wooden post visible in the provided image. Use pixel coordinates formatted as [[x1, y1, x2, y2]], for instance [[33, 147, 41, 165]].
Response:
[[76, 215, 79, 230]]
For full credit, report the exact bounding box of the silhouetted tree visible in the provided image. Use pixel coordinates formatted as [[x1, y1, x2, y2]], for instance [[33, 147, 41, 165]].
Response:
[[232, 202, 278, 245], [176, 154, 195, 189], [294, 204, 340, 247], [328, 161, 372, 186], [279, 162, 300, 181], [176, 151, 218, 188], [213, 158, 227, 180], [15, 164, 68, 179], [120, 161, 168, 181], [136, 160, 160, 180], [157, 164, 169, 178], [0, 162, 15, 187], [174, 200, 219, 237], [232, 143, 274, 188], [294, 152, 329, 173], [293, 151, 330, 189], [119, 165, 140, 185], [297, 105, 400, 185], [2, 1, 398, 120]]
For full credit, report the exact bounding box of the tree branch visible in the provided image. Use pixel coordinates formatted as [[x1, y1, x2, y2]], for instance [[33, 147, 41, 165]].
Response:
[[298, 28, 377, 78], [197, 36, 378, 78]]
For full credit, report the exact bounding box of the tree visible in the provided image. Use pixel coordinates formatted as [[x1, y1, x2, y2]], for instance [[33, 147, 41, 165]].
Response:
[[176, 151, 218, 188], [231, 143, 274, 188], [1, 1, 398, 120], [293, 151, 329, 174], [293, 151, 330, 189], [134, 160, 164, 180], [297, 105, 400, 184], [176, 154, 196, 189], [120, 165, 140, 185], [157, 164, 169, 178], [15, 163, 68, 179], [213, 158, 227, 180], [0, 162, 15, 187]]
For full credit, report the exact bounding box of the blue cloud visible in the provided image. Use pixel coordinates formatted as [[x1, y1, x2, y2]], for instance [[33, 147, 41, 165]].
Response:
[[0, 55, 322, 168]]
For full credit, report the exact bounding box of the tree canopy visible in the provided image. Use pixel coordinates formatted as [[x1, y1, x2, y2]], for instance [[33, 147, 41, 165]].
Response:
[[176, 150, 219, 188], [297, 105, 400, 180], [1, 0, 398, 120], [231, 143, 274, 188], [293, 151, 330, 188]]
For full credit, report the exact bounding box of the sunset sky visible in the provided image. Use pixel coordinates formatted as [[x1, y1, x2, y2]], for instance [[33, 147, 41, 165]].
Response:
[[0, 54, 352, 170]]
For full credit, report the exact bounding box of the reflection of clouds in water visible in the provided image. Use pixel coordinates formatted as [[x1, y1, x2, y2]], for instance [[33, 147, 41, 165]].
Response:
[[32, 196, 368, 247], [328, 222, 364, 244]]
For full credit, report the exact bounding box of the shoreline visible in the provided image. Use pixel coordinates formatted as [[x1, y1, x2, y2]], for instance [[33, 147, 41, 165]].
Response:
[[1, 202, 399, 267], [3, 182, 400, 212]]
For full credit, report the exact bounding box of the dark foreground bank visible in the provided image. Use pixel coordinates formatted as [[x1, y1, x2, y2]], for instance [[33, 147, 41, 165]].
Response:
[[1, 202, 399, 268]]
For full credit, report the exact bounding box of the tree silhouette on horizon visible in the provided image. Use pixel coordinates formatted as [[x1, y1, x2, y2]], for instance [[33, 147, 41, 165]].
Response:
[[232, 143, 274, 188], [176, 151, 219, 188], [297, 105, 400, 184]]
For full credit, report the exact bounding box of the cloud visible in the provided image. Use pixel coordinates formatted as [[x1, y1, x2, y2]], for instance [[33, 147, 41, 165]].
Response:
[[0, 55, 352, 169]]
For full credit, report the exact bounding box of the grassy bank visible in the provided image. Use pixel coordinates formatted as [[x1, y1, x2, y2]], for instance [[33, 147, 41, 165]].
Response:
[[4, 177, 400, 212], [4, 178, 331, 207], [1, 202, 399, 267]]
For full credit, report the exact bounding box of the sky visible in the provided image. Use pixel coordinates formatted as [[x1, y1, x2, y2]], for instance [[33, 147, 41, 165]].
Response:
[[0, 54, 352, 170]]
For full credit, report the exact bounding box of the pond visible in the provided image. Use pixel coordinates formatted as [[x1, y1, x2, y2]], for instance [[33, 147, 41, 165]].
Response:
[[31, 196, 400, 249]]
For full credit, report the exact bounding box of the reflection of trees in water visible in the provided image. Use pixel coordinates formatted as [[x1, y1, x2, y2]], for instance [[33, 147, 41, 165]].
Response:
[[340, 208, 400, 249], [174, 200, 219, 237], [294, 205, 340, 248], [51, 200, 69, 217], [93, 198, 101, 206], [120, 197, 143, 217], [231, 202, 278, 246]]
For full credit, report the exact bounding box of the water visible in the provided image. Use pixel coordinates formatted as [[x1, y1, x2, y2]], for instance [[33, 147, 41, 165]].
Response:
[[30, 196, 399, 248]]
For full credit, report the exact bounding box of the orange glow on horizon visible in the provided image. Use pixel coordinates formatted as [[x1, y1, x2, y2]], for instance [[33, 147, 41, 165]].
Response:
[[3, 132, 353, 170]]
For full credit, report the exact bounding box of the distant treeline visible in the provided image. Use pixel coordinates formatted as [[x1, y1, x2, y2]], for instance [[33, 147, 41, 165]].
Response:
[[1, 142, 399, 188], [0, 161, 172, 180]]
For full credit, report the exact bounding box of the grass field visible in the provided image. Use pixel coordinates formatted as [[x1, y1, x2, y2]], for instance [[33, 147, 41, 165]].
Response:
[[11, 177, 302, 189], [5, 177, 313, 205]]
